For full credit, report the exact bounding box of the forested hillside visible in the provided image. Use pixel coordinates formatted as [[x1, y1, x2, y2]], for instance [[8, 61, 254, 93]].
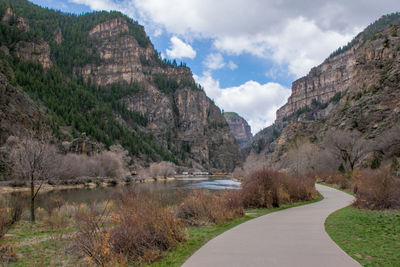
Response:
[[0, 0, 240, 172]]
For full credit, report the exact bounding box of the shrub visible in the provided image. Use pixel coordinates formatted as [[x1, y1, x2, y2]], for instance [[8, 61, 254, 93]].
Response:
[[353, 167, 400, 210], [72, 206, 116, 266], [149, 161, 176, 178], [177, 190, 243, 226], [241, 169, 316, 209], [319, 172, 352, 191], [73, 188, 186, 265], [0, 195, 24, 239]]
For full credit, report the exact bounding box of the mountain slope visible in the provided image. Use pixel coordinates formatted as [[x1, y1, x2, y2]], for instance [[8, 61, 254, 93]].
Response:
[[0, 0, 240, 172], [223, 112, 252, 148], [243, 13, 400, 170]]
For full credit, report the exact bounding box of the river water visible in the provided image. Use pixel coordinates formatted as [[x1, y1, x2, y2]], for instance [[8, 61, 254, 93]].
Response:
[[30, 176, 241, 206]]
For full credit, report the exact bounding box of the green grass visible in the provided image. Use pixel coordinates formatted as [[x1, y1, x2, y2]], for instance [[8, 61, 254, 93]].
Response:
[[150, 193, 323, 267], [325, 206, 400, 267], [8, 238, 78, 266]]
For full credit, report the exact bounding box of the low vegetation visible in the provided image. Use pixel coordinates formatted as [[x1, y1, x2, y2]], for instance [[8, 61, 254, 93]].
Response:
[[177, 190, 244, 226], [326, 206, 400, 267], [0, 168, 318, 266], [241, 169, 316, 208], [318, 166, 400, 210]]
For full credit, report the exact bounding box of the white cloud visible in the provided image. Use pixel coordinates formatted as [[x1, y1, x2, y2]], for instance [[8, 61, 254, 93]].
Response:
[[213, 17, 358, 77], [69, 0, 118, 10], [227, 61, 238, 70], [194, 72, 290, 134], [166, 36, 196, 59], [203, 54, 238, 71], [203, 53, 225, 70], [68, 0, 396, 77]]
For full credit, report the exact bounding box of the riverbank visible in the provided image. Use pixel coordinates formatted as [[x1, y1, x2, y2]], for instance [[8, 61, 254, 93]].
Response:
[[0, 174, 233, 195]]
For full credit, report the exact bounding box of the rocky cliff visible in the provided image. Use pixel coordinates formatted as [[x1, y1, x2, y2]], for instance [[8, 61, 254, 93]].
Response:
[[77, 16, 240, 171], [243, 13, 400, 170], [0, 0, 241, 171], [276, 47, 357, 123], [223, 112, 252, 148]]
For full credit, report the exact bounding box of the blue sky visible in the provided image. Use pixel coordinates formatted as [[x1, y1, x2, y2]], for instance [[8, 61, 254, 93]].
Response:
[[29, 0, 399, 134]]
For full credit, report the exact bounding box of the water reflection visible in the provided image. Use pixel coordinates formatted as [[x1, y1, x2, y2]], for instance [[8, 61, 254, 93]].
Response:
[[181, 179, 241, 190], [32, 176, 240, 206]]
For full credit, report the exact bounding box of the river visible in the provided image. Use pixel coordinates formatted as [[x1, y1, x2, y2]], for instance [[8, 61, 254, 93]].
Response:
[[30, 176, 241, 206]]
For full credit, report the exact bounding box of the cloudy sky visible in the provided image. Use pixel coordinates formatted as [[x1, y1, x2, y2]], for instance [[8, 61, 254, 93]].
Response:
[[30, 0, 399, 134]]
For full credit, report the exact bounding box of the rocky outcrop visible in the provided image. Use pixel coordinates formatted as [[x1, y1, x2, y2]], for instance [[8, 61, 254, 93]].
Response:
[[0, 72, 46, 146], [78, 17, 154, 86], [78, 17, 241, 171], [1, 7, 51, 69], [244, 15, 400, 169], [15, 40, 52, 69], [53, 28, 63, 44], [223, 112, 252, 148], [276, 46, 358, 123], [1, 8, 29, 31]]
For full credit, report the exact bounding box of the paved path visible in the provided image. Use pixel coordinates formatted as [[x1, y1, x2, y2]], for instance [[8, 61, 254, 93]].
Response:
[[183, 184, 361, 267]]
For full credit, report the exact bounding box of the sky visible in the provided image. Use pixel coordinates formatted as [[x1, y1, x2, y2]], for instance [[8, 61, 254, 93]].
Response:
[[29, 0, 399, 134]]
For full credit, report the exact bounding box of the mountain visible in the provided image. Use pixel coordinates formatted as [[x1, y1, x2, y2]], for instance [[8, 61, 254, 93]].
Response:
[[223, 112, 252, 148], [0, 0, 240, 173], [242, 13, 400, 170]]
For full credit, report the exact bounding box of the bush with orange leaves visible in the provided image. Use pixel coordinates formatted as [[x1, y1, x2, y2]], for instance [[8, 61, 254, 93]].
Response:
[[241, 169, 316, 209], [353, 167, 400, 210], [177, 190, 244, 226]]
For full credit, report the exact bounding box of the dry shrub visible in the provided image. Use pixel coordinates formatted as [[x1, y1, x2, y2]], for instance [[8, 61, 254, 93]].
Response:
[[94, 152, 126, 178], [177, 190, 244, 226], [285, 174, 316, 202], [353, 167, 400, 210], [42, 195, 64, 217], [319, 172, 352, 190], [148, 161, 176, 178], [110, 188, 186, 263], [0, 243, 17, 264], [241, 169, 316, 209], [0, 203, 9, 238], [0, 195, 24, 239], [72, 205, 119, 266], [73, 189, 186, 265], [57, 152, 127, 181]]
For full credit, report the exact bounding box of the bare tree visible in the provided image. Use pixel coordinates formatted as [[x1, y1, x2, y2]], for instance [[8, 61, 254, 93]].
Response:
[[374, 125, 400, 158], [283, 141, 318, 175], [323, 130, 371, 172], [9, 137, 57, 222]]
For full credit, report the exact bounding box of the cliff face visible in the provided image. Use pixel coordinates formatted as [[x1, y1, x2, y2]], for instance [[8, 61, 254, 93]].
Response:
[[76, 17, 240, 171], [243, 15, 400, 169], [223, 112, 252, 148], [276, 48, 357, 122], [0, 2, 240, 171]]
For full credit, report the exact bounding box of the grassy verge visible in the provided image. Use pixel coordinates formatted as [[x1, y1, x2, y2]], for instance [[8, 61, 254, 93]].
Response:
[[150, 193, 323, 267], [325, 206, 400, 267]]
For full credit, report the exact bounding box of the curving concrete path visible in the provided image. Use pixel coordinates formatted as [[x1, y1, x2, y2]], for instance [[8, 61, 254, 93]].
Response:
[[183, 184, 361, 267]]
